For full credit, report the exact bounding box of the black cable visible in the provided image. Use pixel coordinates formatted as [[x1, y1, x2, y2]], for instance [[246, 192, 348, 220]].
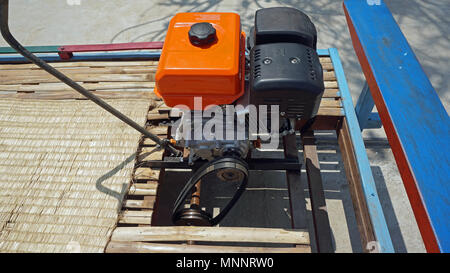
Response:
[[0, 0, 181, 156]]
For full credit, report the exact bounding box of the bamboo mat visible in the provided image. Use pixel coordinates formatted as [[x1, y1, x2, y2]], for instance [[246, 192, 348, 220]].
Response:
[[0, 98, 151, 252]]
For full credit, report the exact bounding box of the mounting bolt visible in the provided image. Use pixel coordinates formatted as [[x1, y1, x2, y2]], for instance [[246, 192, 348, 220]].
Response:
[[263, 58, 272, 65], [290, 57, 300, 64]]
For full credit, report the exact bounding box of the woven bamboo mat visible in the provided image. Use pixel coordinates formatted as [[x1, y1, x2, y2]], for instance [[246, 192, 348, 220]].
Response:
[[0, 98, 151, 252]]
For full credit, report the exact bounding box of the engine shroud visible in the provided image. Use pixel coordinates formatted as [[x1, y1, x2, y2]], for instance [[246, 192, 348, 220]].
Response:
[[155, 12, 245, 110]]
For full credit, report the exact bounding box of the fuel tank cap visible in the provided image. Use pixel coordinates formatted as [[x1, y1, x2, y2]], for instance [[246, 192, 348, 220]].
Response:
[[188, 22, 217, 46]]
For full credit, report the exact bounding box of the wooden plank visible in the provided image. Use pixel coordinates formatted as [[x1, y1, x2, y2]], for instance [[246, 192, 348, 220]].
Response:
[[137, 149, 165, 163], [324, 81, 338, 89], [0, 90, 159, 100], [0, 82, 155, 92], [120, 210, 153, 218], [118, 216, 152, 225], [344, 0, 449, 252], [147, 112, 169, 121], [301, 131, 334, 253], [337, 118, 376, 253], [282, 133, 308, 233], [134, 168, 162, 181], [317, 107, 343, 117], [142, 138, 158, 146], [0, 67, 156, 76], [127, 188, 157, 196], [323, 71, 336, 81], [106, 241, 311, 253], [320, 99, 341, 108], [110, 226, 310, 245], [123, 198, 155, 209], [319, 57, 332, 63], [0, 73, 155, 84], [321, 62, 334, 70], [323, 89, 340, 98], [128, 183, 158, 195], [145, 126, 169, 135], [0, 61, 158, 70]]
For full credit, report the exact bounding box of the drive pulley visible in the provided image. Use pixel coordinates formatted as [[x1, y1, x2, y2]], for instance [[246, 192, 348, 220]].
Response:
[[172, 157, 249, 226]]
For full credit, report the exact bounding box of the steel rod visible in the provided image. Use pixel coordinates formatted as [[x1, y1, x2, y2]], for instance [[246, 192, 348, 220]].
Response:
[[0, 0, 180, 156]]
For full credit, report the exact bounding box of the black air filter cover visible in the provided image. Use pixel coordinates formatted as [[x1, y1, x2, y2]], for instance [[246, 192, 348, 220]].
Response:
[[254, 7, 317, 49], [250, 42, 324, 119]]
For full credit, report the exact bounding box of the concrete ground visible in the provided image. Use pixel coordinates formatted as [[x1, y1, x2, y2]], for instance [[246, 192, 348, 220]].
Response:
[[2, 0, 447, 252]]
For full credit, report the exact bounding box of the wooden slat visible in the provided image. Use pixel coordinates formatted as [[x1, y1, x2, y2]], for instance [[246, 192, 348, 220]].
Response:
[[120, 210, 153, 217], [118, 216, 152, 225], [320, 99, 341, 108], [319, 57, 332, 63], [123, 198, 155, 209], [317, 107, 343, 117], [128, 182, 158, 195], [0, 74, 155, 85], [0, 90, 159, 100], [145, 126, 169, 135], [0, 67, 156, 76], [321, 63, 334, 70], [337, 118, 376, 252], [283, 133, 308, 232], [0, 82, 155, 92], [323, 89, 340, 98], [323, 71, 336, 80], [147, 112, 169, 121], [0, 61, 158, 70], [301, 131, 334, 253], [111, 226, 310, 245], [324, 81, 338, 89], [137, 151, 165, 164], [106, 241, 311, 253]]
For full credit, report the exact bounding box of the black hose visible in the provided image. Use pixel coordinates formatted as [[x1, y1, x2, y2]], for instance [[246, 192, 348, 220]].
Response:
[[0, 0, 181, 156]]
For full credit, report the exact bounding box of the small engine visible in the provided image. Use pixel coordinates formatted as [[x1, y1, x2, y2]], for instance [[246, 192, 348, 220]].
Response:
[[156, 7, 324, 162], [155, 7, 324, 226]]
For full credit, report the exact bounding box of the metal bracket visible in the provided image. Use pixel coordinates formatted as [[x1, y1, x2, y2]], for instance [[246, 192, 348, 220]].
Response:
[[355, 82, 382, 131]]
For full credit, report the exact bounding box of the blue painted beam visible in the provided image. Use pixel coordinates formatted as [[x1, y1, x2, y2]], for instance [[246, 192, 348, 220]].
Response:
[[366, 113, 382, 130], [329, 48, 394, 253], [344, 0, 450, 253], [355, 82, 375, 130]]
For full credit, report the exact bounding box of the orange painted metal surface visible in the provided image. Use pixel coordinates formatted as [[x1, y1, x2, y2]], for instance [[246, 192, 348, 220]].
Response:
[[155, 12, 245, 109]]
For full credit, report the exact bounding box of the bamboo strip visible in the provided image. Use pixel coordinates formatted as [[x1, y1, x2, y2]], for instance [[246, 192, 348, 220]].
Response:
[[111, 226, 310, 245]]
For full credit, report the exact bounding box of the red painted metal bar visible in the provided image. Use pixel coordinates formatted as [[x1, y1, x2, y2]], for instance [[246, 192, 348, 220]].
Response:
[[58, 41, 164, 60]]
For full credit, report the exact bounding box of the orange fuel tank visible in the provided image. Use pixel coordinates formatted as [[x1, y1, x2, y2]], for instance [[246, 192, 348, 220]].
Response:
[[154, 12, 245, 110]]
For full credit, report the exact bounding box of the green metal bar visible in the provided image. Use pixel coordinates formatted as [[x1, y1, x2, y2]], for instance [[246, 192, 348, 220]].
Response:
[[0, 45, 60, 54]]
